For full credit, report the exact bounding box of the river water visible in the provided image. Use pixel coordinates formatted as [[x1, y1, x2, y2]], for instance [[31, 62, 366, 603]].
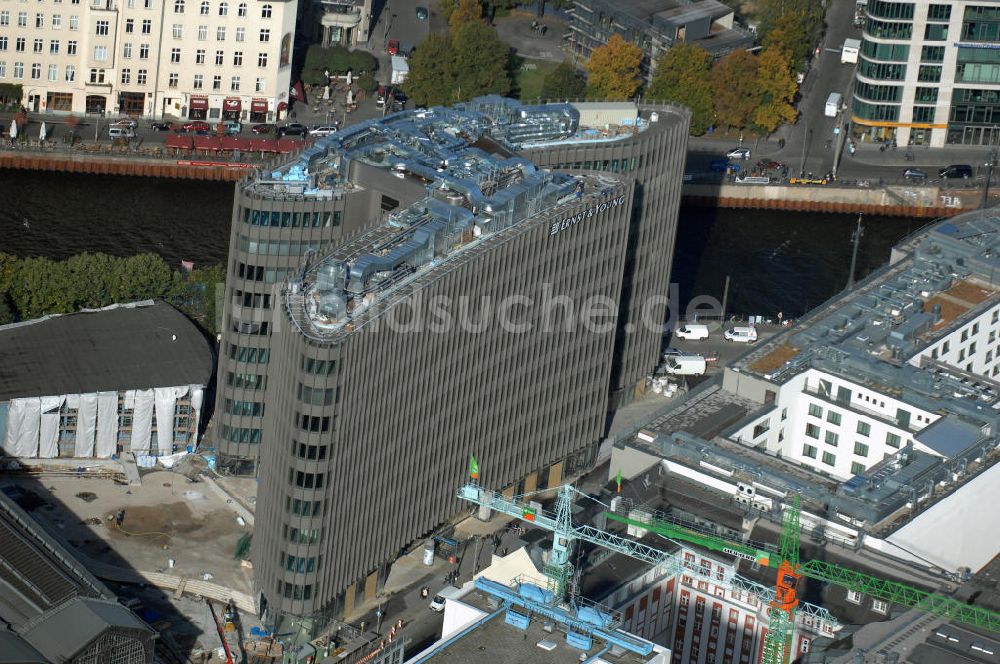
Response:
[[0, 169, 929, 317]]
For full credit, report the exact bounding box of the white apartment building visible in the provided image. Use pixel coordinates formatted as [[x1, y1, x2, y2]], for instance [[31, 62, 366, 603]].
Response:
[[0, 0, 296, 120], [732, 279, 1000, 482], [733, 368, 942, 481]]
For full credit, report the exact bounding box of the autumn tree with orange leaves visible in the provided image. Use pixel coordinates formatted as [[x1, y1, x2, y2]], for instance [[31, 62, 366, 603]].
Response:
[[753, 46, 798, 132], [585, 34, 643, 100]]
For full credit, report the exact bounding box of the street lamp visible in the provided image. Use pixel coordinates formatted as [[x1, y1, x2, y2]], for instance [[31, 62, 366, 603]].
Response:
[[983, 145, 998, 207]]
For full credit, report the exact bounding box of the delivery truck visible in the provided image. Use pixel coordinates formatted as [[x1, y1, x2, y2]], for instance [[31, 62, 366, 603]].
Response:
[[841, 39, 860, 64], [391, 55, 410, 85], [825, 92, 842, 117]]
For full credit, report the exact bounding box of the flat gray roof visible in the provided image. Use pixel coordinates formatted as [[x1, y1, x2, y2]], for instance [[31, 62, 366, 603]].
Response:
[[0, 300, 213, 401]]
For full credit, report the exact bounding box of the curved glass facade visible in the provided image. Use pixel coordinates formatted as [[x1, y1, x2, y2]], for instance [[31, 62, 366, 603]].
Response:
[[858, 57, 907, 81], [853, 99, 901, 122], [860, 39, 909, 61], [866, 0, 914, 20], [864, 17, 914, 39], [855, 81, 903, 102]]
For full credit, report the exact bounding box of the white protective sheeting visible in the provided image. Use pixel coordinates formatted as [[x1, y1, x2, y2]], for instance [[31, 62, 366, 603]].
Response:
[[154, 386, 188, 454], [3, 398, 29, 456], [95, 391, 119, 458], [129, 389, 155, 454], [190, 386, 204, 445], [887, 462, 1000, 573], [37, 395, 65, 458], [7, 398, 42, 457], [75, 393, 99, 457]]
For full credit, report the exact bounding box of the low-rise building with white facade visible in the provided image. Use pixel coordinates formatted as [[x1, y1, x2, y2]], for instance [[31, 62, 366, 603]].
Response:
[[0, 300, 212, 460], [0, 0, 296, 120]]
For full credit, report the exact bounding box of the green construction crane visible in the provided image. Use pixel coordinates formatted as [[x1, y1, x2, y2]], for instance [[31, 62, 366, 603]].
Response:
[[606, 497, 1000, 664]]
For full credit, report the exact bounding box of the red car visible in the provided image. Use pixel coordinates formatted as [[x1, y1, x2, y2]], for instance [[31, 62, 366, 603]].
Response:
[[182, 120, 210, 132], [251, 123, 276, 135], [388, 39, 399, 55]]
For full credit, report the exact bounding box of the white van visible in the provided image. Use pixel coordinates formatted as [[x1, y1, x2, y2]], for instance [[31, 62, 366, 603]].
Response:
[[724, 326, 758, 343], [675, 324, 709, 340], [664, 354, 707, 376], [108, 126, 134, 139]]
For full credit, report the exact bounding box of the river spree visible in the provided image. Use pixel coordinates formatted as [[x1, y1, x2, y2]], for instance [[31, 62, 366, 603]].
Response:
[[0, 169, 928, 318]]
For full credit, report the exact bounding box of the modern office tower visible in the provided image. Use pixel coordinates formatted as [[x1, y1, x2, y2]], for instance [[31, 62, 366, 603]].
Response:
[[215, 99, 690, 475], [217, 100, 688, 630], [852, 0, 1000, 147], [0, 0, 296, 120], [520, 101, 689, 406]]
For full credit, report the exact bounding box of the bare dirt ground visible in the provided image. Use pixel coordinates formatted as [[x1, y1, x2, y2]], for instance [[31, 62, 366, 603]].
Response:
[[1, 470, 253, 593]]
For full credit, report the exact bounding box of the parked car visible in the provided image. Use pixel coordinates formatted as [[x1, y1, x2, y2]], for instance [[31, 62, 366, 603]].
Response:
[[108, 126, 135, 139], [221, 120, 242, 135], [251, 123, 276, 135], [709, 159, 731, 172], [903, 167, 927, 181], [182, 120, 210, 132], [278, 123, 308, 137], [756, 159, 781, 171], [939, 164, 973, 179], [416, 5, 428, 19], [429, 594, 446, 612], [112, 118, 138, 129], [377, 85, 404, 108], [310, 125, 339, 137], [388, 39, 400, 55], [151, 122, 173, 132], [726, 147, 752, 160]]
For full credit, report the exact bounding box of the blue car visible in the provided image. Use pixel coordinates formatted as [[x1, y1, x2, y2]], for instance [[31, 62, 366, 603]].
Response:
[[710, 159, 739, 173]]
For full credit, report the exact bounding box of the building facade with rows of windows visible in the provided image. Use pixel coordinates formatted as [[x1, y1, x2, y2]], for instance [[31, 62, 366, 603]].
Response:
[[0, 0, 295, 120], [219, 98, 689, 632], [852, 0, 1000, 146]]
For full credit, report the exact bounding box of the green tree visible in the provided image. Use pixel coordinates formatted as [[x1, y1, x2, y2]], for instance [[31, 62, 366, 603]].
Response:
[[347, 49, 378, 74], [449, 0, 482, 30], [585, 34, 643, 100], [451, 21, 512, 100], [710, 50, 761, 130], [758, 0, 822, 68], [10, 257, 71, 319], [358, 72, 379, 94], [0, 293, 13, 325], [647, 44, 714, 135], [539, 62, 586, 101], [403, 33, 458, 106], [753, 46, 798, 133], [439, 0, 458, 23], [118, 254, 173, 302]]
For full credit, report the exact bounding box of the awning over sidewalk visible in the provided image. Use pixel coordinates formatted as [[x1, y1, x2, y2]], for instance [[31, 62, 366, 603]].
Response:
[[251, 98, 268, 113], [223, 97, 241, 113], [189, 96, 209, 111], [164, 135, 193, 149]]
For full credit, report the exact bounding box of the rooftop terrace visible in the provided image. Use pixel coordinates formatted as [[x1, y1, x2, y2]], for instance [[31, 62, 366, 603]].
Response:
[[731, 210, 1000, 424], [268, 98, 647, 342]]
